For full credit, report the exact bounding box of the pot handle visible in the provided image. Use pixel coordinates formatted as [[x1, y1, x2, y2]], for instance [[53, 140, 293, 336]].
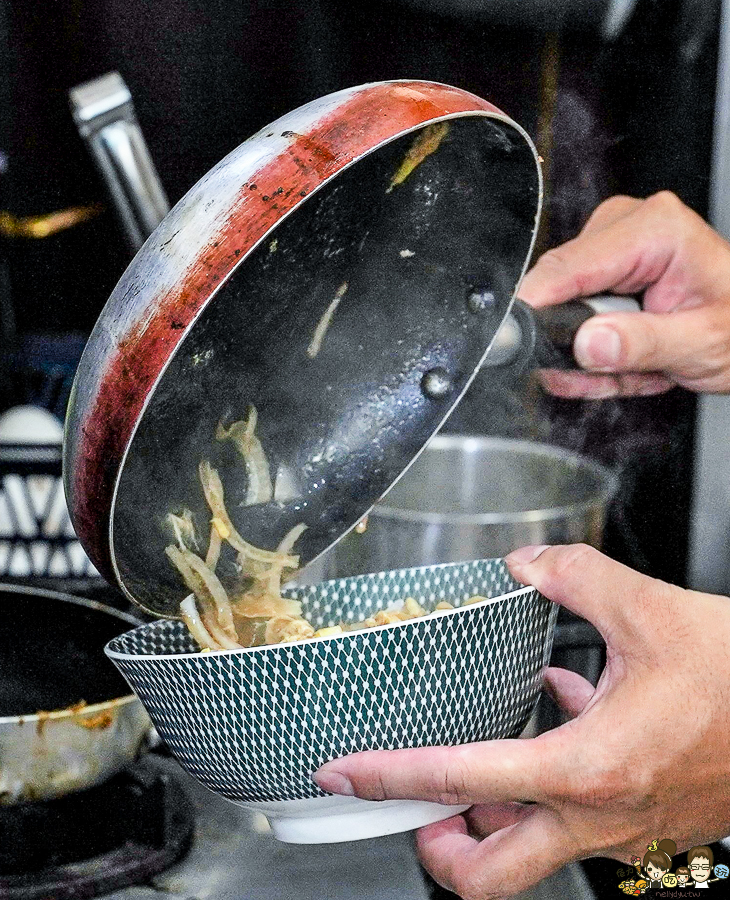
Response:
[[69, 72, 170, 253]]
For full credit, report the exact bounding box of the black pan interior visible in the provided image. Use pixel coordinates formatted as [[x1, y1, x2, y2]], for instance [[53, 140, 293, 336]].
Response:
[[0, 589, 135, 717]]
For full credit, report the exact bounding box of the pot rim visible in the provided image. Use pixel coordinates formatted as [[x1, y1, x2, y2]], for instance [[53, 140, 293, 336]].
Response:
[[372, 435, 619, 525], [105, 581, 539, 662], [0, 692, 140, 728], [0, 582, 143, 725]]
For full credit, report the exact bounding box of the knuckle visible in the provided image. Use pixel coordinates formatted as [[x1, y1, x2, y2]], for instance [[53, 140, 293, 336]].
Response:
[[437, 750, 477, 805], [371, 768, 390, 801], [602, 193, 638, 210], [588, 194, 639, 221], [532, 247, 594, 299], [451, 871, 494, 900], [535, 246, 571, 276], [575, 748, 659, 813], [646, 189, 685, 217], [628, 317, 661, 366], [699, 315, 730, 371], [547, 543, 599, 579]]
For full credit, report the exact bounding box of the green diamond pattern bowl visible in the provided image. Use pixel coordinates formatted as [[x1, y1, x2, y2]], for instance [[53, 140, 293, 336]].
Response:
[[106, 558, 557, 843]]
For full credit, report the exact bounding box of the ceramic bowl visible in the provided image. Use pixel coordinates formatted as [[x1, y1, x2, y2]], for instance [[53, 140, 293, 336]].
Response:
[[106, 558, 557, 843]]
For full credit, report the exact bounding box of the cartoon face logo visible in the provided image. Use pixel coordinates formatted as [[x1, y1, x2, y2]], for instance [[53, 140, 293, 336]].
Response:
[[662, 873, 677, 888], [715, 863, 730, 879], [645, 862, 667, 882]]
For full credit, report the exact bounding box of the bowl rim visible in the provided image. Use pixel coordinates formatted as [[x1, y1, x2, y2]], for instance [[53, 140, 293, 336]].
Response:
[[105, 582, 540, 662]]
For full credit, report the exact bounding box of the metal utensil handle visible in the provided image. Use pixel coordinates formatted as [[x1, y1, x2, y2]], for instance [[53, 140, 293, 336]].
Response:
[[94, 119, 169, 249], [69, 72, 170, 252]]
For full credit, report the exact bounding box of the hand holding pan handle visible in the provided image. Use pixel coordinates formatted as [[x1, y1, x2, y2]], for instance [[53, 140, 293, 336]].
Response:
[[485, 295, 641, 370]]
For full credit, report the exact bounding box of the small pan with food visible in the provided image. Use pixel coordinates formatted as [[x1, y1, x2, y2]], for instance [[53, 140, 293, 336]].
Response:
[[0, 585, 150, 804]]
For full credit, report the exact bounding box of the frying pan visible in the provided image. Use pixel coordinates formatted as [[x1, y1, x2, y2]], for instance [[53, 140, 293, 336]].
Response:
[[0, 585, 150, 804], [63, 79, 543, 616], [62, 79, 633, 620]]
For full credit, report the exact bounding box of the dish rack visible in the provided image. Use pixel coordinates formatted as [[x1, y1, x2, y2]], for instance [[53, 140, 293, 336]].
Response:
[[0, 334, 100, 585]]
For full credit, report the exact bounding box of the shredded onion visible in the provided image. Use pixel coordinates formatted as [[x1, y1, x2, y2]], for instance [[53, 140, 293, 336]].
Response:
[[216, 406, 273, 504], [205, 524, 223, 569], [265, 616, 315, 644], [307, 281, 348, 359], [167, 509, 198, 552], [168, 405, 478, 654], [180, 595, 219, 651], [263, 523, 309, 595], [198, 461, 297, 566], [231, 592, 303, 619], [166, 544, 237, 641]]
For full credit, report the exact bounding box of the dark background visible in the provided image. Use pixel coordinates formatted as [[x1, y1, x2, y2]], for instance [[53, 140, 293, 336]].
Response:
[[0, 4, 723, 894]]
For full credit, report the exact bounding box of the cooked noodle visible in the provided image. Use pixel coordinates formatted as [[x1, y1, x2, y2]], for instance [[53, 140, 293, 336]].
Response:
[[216, 406, 273, 504], [307, 281, 348, 359]]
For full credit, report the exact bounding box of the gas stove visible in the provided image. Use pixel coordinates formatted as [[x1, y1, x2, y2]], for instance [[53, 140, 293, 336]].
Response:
[[96, 756, 592, 900]]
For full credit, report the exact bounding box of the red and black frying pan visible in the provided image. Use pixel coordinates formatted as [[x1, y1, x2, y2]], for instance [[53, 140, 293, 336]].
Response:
[[63, 80, 545, 616]]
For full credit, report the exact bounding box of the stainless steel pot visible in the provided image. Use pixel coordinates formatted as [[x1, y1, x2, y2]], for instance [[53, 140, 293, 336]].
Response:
[[305, 434, 617, 580], [0, 585, 150, 804]]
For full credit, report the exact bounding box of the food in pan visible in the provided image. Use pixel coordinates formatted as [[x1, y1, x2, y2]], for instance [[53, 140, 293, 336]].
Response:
[[307, 281, 348, 359], [165, 405, 485, 652], [387, 121, 449, 193]]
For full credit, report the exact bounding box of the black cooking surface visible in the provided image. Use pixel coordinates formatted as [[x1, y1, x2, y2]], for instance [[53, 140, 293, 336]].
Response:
[[0, 589, 135, 716]]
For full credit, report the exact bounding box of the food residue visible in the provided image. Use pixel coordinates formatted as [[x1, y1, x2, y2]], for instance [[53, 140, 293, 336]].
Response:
[[387, 122, 450, 193], [307, 281, 348, 359]]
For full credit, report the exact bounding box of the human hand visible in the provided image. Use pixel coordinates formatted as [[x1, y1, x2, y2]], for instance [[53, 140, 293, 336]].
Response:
[[518, 191, 730, 397], [314, 545, 730, 899]]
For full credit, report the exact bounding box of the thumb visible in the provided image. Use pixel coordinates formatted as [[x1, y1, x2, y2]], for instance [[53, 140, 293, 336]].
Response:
[[572, 307, 716, 376], [505, 544, 675, 652]]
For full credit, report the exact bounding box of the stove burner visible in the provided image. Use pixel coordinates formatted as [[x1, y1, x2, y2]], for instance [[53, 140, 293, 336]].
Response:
[[0, 755, 194, 900]]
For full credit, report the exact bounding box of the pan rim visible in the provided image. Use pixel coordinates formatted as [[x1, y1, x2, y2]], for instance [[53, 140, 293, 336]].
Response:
[[0, 582, 142, 724]]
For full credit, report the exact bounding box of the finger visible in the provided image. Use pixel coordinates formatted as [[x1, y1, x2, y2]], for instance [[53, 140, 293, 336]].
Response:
[[538, 369, 672, 399], [418, 806, 576, 899], [544, 667, 595, 720], [415, 816, 481, 895], [505, 544, 671, 647], [579, 195, 642, 237], [519, 198, 680, 309], [572, 307, 722, 377], [466, 802, 533, 837], [313, 738, 570, 805]]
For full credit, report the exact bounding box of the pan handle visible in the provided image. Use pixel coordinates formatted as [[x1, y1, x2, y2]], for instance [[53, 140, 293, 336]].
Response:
[[485, 295, 640, 370], [533, 295, 640, 369]]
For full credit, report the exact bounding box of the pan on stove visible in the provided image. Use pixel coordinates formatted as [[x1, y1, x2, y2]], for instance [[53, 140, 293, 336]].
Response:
[[0, 585, 150, 804]]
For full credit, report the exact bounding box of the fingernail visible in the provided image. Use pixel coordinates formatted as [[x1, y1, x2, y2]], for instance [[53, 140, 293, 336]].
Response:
[[506, 545, 549, 566], [313, 769, 354, 796], [574, 324, 621, 370]]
